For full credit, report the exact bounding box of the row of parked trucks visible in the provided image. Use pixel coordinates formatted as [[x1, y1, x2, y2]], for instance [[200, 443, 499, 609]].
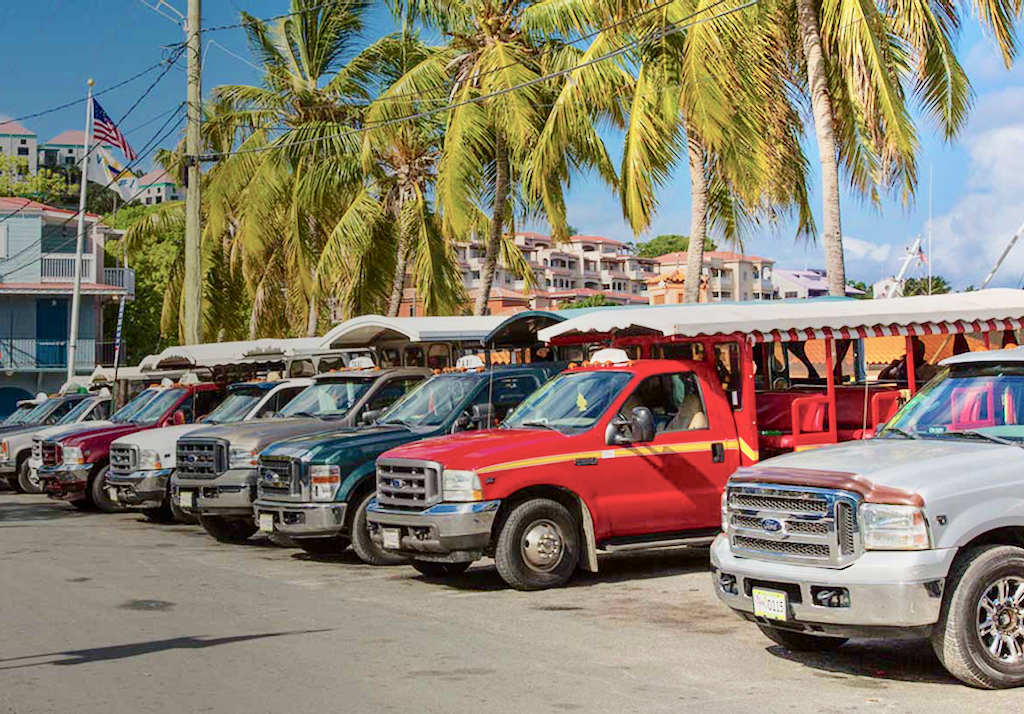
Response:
[[8, 290, 1024, 689]]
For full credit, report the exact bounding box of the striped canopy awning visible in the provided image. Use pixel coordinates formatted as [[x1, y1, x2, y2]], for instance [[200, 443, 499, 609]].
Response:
[[749, 317, 1024, 343]]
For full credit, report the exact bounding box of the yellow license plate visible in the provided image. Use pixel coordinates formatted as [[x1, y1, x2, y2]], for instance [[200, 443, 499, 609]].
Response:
[[178, 491, 194, 508], [258, 513, 274, 533], [752, 588, 788, 621]]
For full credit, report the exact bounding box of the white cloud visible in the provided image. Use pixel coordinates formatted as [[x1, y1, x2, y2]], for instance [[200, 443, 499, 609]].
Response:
[[843, 236, 892, 263]]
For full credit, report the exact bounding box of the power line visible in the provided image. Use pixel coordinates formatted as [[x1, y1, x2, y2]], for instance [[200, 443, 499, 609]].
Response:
[[201, 0, 756, 160], [201, 1, 350, 33]]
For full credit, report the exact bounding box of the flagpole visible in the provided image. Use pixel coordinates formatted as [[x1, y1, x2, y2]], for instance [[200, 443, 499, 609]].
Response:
[[67, 79, 94, 384]]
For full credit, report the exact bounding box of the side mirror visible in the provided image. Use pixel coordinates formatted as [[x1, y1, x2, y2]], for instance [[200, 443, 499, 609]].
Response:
[[453, 412, 473, 432], [605, 407, 655, 446], [360, 408, 381, 425], [172, 410, 186, 426], [471, 403, 494, 427]]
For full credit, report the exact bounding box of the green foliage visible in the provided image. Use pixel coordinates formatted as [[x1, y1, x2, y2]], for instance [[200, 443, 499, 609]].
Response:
[[902, 276, 952, 296], [634, 234, 716, 258], [102, 204, 182, 361], [846, 280, 872, 299], [0, 156, 76, 206], [558, 294, 619, 309]]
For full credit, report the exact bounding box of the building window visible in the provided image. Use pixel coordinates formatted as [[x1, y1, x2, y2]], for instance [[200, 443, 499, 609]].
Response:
[[67, 149, 74, 154], [145, 197, 152, 205], [64, 156, 74, 166], [155, 196, 162, 204], [20, 139, 27, 145], [17, 147, 29, 156], [785, 291, 798, 299], [471, 270, 480, 280]]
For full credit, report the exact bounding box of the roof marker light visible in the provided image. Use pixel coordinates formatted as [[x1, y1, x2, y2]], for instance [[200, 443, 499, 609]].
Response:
[[349, 356, 376, 370], [589, 348, 631, 366], [456, 355, 486, 371]]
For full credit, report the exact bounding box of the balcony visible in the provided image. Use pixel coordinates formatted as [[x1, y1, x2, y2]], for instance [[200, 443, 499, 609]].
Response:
[[0, 339, 125, 372], [103, 268, 135, 297], [41, 254, 94, 283]]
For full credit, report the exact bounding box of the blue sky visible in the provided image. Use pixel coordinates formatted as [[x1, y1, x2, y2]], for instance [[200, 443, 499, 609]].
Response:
[[2, 1, 1022, 289]]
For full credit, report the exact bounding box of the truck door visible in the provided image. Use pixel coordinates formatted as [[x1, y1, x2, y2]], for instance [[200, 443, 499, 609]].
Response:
[[607, 372, 738, 536]]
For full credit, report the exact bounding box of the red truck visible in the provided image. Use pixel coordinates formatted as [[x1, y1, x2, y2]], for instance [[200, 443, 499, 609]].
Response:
[[38, 379, 223, 511]]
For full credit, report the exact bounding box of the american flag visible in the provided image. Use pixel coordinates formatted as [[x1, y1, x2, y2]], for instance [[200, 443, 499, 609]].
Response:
[[92, 98, 136, 162]]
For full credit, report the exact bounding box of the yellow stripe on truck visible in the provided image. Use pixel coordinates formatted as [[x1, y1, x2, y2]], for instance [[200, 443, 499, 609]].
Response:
[[476, 440, 743, 475]]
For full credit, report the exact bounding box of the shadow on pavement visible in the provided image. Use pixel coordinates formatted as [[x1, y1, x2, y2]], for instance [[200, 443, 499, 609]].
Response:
[[0, 498, 87, 523], [766, 638, 959, 686], [0, 629, 335, 670], [411, 546, 712, 592]]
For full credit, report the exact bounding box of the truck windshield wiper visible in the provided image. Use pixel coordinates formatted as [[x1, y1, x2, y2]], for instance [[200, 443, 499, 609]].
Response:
[[288, 411, 322, 419], [520, 419, 558, 431], [882, 427, 918, 440], [380, 418, 415, 429], [948, 430, 1024, 449]]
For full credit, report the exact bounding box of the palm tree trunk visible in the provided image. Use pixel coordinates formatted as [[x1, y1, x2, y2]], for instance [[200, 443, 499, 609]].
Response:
[[473, 133, 509, 316], [796, 0, 845, 296], [684, 135, 709, 303], [386, 203, 414, 317], [306, 271, 319, 338]]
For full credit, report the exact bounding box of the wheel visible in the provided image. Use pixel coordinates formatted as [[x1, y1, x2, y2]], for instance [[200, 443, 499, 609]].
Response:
[[89, 466, 123, 514], [169, 495, 198, 525], [931, 544, 1024, 689], [757, 624, 848, 651], [350, 490, 407, 566], [495, 498, 579, 591], [411, 560, 472, 578], [298, 535, 350, 556], [6, 474, 23, 493], [142, 504, 174, 523], [17, 459, 42, 495], [199, 515, 258, 543], [71, 499, 93, 511]]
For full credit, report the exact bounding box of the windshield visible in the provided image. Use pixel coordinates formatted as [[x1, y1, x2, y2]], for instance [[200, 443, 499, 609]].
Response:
[[882, 364, 1024, 442], [3, 406, 31, 425], [22, 399, 58, 424], [378, 375, 478, 428], [504, 371, 633, 433], [111, 389, 159, 423], [277, 378, 375, 419], [203, 387, 265, 424], [126, 389, 186, 424], [58, 398, 96, 425]]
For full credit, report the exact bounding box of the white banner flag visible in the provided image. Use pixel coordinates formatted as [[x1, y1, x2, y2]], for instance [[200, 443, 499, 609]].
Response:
[[83, 145, 138, 201]]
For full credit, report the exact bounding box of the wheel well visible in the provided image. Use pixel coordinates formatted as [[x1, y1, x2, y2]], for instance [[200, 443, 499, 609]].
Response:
[[962, 526, 1024, 551], [491, 485, 586, 547], [343, 475, 376, 529], [87, 459, 109, 485], [15, 448, 30, 467]]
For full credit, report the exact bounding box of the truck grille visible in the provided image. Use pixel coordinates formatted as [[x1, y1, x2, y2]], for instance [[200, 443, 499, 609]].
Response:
[[41, 441, 62, 468], [176, 439, 227, 478], [258, 456, 298, 497], [109, 445, 138, 477], [726, 483, 861, 567], [375, 459, 441, 510]]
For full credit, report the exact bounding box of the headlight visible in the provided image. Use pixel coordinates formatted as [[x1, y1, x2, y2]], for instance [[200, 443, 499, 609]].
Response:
[[310, 464, 340, 501], [860, 504, 930, 550], [442, 469, 482, 502], [0, 440, 8, 462], [138, 449, 162, 470], [62, 446, 84, 466], [721, 490, 729, 533], [229, 447, 258, 469]]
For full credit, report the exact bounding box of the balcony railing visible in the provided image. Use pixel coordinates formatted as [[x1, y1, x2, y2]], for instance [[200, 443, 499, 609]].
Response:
[[103, 268, 135, 296], [0, 339, 126, 371], [41, 254, 95, 283]]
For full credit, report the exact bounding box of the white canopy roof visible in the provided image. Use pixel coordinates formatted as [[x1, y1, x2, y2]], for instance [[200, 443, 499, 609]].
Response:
[[241, 337, 324, 359], [538, 289, 1024, 344], [153, 340, 269, 369], [320, 315, 507, 349]]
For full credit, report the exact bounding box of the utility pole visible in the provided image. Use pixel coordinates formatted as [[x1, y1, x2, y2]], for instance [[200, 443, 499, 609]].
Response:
[[184, 0, 202, 345], [67, 80, 94, 384]]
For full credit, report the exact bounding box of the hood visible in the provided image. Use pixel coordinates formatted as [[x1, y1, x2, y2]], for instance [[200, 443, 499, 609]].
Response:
[[113, 423, 209, 461], [380, 427, 574, 469], [36, 421, 114, 441], [182, 416, 343, 451], [60, 422, 154, 448], [261, 424, 412, 464], [742, 437, 1024, 504]]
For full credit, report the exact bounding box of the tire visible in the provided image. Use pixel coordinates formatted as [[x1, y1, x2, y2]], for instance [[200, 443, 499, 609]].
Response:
[[6, 475, 23, 493], [298, 535, 351, 556], [169, 495, 198, 525], [350, 490, 407, 566], [71, 499, 93, 511], [142, 504, 174, 523], [495, 498, 579, 591], [89, 466, 123, 514], [931, 544, 1024, 689], [17, 459, 42, 495], [757, 624, 848, 651], [411, 560, 472, 578], [199, 515, 258, 543]]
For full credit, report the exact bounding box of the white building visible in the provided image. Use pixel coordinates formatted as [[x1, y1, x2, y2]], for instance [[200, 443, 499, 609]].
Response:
[[134, 169, 183, 205], [0, 119, 38, 175], [774, 268, 865, 299], [37, 131, 113, 170]]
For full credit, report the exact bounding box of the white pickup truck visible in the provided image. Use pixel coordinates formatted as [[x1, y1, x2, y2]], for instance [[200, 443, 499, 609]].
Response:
[[713, 347, 1024, 689], [107, 377, 311, 522]]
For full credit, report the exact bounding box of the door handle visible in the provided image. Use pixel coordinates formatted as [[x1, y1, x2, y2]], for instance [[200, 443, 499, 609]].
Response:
[[711, 442, 725, 463]]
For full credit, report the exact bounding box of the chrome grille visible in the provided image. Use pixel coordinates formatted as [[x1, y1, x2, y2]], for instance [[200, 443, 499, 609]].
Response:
[[109, 445, 138, 477], [258, 456, 297, 497], [176, 439, 226, 478], [727, 482, 861, 567], [31, 438, 41, 463], [41, 441, 61, 468], [376, 459, 441, 510]]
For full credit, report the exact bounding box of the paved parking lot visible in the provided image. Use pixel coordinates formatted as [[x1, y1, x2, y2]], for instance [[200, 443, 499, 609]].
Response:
[[0, 490, 1019, 713]]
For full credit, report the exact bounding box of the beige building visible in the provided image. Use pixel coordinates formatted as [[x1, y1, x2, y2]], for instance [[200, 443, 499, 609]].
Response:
[[38, 131, 113, 170], [0, 119, 38, 175], [651, 251, 776, 303], [133, 169, 183, 205]]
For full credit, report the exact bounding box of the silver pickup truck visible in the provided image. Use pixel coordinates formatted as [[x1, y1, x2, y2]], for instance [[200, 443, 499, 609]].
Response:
[[173, 367, 429, 543], [712, 347, 1024, 689]]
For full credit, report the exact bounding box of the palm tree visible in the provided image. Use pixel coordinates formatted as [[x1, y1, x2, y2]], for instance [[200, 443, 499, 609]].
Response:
[[787, 0, 1021, 295]]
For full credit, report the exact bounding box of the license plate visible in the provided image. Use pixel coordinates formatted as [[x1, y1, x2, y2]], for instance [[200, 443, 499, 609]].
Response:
[[258, 513, 275, 533], [178, 491, 194, 508], [753, 588, 788, 621], [108, 488, 118, 503], [382, 528, 401, 550]]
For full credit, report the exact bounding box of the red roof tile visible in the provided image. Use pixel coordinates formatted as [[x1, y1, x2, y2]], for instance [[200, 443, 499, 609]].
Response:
[[656, 250, 772, 264], [0, 119, 35, 136], [43, 130, 111, 147], [0, 197, 103, 222]]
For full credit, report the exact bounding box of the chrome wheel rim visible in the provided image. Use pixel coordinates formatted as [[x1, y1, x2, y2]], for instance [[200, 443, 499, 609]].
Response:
[[26, 469, 40, 490], [977, 576, 1024, 665], [521, 519, 564, 573]]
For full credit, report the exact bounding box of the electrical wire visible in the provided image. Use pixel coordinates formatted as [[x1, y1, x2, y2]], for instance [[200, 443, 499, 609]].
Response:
[[201, 1, 353, 33], [200, 0, 756, 160]]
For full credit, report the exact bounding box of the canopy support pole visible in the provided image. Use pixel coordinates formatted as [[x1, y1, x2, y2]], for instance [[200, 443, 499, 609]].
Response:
[[905, 335, 917, 396], [825, 337, 837, 442]]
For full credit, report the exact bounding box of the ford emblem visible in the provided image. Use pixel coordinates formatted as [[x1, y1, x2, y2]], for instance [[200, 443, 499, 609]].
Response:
[[391, 479, 406, 489], [761, 518, 783, 533], [186, 454, 197, 464]]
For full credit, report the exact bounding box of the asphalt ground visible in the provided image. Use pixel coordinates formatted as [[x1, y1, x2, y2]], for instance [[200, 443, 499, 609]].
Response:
[[0, 491, 1020, 713]]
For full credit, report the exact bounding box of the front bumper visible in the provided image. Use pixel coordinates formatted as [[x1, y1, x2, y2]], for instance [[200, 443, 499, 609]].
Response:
[[107, 469, 173, 507], [366, 499, 501, 563], [253, 498, 348, 538], [39, 464, 91, 501], [710, 535, 957, 638], [0, 460, 14, 476], [173, 468, 257, 517]]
